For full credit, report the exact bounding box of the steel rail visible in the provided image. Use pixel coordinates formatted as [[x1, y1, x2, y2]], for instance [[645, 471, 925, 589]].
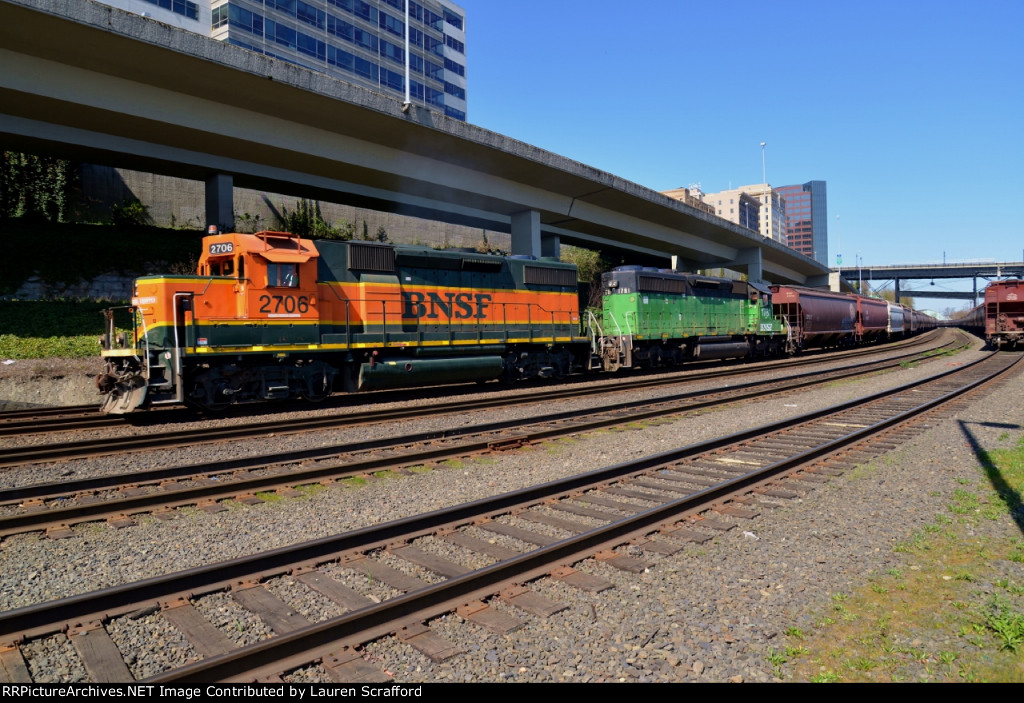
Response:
[[0, 350, 1014, 656], [0, 332, 946, 456], [155, 352, 1024, 683], [0, 341, 968, 538]]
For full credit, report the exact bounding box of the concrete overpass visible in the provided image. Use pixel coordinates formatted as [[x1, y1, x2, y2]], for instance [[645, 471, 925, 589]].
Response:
[[0, 0, 832, 286], [837, 262, 1024, 301]]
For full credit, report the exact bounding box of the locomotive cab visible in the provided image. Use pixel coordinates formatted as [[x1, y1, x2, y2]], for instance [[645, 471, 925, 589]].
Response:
[[98, 231, 327, 413], [198, 230, 320, 330]]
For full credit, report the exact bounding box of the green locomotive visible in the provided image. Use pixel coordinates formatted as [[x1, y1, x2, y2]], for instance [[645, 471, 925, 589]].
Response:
[[596, 266, 785, 371]]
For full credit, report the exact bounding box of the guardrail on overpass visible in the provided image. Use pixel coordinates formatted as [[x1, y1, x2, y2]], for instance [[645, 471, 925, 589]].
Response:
[[837, 262, 1024, 301]]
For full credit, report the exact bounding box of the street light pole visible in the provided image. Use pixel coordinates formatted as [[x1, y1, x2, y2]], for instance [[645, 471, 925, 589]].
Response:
[[403, 0, 411, 109], [835, 214, 842, 267], [760, 142, 767, 240]]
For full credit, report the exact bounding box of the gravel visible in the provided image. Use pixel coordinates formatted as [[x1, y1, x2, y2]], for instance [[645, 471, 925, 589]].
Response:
[[0, 337, 1020, 683]]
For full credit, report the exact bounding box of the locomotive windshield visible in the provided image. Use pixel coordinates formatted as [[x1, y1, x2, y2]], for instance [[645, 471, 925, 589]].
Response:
[[208, 258, 234, 276], [268, 262, 298, 288]]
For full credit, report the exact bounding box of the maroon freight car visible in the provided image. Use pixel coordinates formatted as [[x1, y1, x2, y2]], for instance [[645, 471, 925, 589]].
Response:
[[857, 295, 890, 343], [771, 285, 858, 352], [984, 279, 1024, 349]]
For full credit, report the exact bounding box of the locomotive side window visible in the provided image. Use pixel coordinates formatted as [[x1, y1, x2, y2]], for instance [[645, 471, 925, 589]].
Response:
[[268, 262, 298, 288]]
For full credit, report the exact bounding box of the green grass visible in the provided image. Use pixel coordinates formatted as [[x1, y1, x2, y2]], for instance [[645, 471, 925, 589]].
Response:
[[0, 300, 114, 359], [782, 435, 1024, 682]]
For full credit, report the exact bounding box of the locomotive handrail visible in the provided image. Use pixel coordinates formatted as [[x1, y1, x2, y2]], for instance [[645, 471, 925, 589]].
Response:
[[584, 310, 603, 353], [170, 293, 192, 403]]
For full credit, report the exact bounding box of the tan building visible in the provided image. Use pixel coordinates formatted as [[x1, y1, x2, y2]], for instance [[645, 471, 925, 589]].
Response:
[[703, 184, 787, 245], [661, 187, 716, 216]]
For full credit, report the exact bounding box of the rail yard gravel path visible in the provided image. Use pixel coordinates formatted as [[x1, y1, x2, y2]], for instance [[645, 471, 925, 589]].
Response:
[[1, 340, 1021, 683]]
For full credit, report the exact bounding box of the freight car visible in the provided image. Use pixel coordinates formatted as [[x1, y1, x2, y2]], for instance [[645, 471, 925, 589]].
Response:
[[769, 285, 857, 351], [769, 286, 913, 352], [965, 279, 1024, 349], [857, 295, 890, 344], [887, 302, 907, 340], [97, 230, 589, 413], [595, 266, 785, 371], [910, 308, 938, 334]]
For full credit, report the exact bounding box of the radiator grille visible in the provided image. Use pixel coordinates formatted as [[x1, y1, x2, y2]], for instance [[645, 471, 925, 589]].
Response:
[[349, 243, 396, 272], [524, 265, 577, 288]]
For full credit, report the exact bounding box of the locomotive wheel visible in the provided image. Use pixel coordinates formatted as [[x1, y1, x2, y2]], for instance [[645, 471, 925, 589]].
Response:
[[184, 381, 231, 413], [303, 371, 333, 402]]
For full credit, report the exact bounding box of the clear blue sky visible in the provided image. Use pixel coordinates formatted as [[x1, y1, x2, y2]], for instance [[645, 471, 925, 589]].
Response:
[[456, 0, 1022, 308]]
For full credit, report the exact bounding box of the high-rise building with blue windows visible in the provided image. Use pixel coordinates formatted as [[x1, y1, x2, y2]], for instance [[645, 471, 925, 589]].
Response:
[[94, 0, 210, 30], [776, 181, 828, 265], [95, 0, 468, 121]]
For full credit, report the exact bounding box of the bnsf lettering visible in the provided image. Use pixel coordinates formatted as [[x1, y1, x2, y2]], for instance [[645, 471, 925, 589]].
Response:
[[403, 291, 492, 320]]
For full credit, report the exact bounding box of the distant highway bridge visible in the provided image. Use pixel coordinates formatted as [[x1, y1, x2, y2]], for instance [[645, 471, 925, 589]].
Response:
[[835, 262, 1024, 302]]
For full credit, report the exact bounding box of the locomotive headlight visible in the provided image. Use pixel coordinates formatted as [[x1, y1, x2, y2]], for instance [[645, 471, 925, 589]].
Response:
[[608, 280, 619, 289]]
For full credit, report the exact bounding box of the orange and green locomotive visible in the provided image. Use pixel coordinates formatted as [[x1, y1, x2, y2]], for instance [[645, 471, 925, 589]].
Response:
[[97, 229, 588, 413]]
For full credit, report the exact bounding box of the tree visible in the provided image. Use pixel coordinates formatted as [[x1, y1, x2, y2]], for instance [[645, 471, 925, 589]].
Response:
[[867, 285, 916, 309], [561, 244, 611, 311]]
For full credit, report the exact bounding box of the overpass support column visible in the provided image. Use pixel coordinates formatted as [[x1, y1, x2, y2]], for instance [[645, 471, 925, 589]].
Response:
[[812, 273, 834, 290], [541, 234, 560, 259], [511, 210, 541, 257], [205, 174, 234, 232], [671, 255, 697, 272], [725, 247, 763, 283], [894, 278, 901, 303]]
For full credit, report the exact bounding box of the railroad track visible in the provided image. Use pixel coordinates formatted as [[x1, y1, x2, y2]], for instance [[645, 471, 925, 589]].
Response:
[[0, 347, 1016, 683], [0, 332, 941, 442], [0, 332, 954, 467], [0, 334, 969, 540]]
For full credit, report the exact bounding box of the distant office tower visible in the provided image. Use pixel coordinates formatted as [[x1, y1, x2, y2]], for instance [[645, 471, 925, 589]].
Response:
[[94, 0, 468, 120], [775, 181, 828, 265], [702, 185, 787, 245]]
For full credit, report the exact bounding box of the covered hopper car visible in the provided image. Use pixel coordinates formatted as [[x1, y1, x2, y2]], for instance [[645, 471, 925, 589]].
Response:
[[961, 279, 1024, 349]]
